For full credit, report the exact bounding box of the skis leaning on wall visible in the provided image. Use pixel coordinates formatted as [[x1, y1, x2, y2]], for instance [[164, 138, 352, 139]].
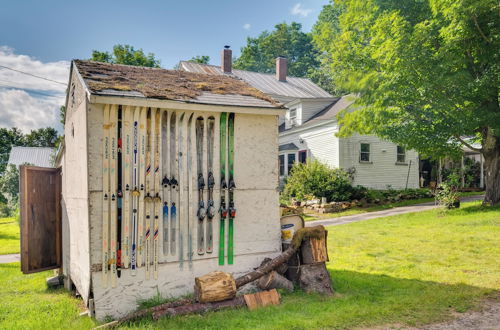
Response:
[[178, 113, 185, 269], [170, 112, 178, 256], [102, 105, 110, 286], [161, 111, 169, 256], [219, 112, 228, 265], [227, 113, 236, 265], [153, 109, 161, 280], [109, 105, 118, 286], [138, 107, 147, 269], [196, 116, 206, 255], [122, 106, 131, 270], [131, 107, 140, 275], [187, 113, 194, 269], [116, 106, 123, 277], [144, 109, 153, 280], [206, 116, 215, 253]]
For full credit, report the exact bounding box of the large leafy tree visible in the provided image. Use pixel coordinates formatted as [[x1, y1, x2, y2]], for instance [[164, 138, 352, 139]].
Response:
[[316, 0, 500, 205], [91, 44, 161, 68], [24, 127, 59, 147], [234, 22, 320, 78], [189, 55, 210, 64], [0, 128, 24, 174]]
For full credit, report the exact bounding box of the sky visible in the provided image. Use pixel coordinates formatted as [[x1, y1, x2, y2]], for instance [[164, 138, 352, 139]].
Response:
[[0, 0, 328, 133]]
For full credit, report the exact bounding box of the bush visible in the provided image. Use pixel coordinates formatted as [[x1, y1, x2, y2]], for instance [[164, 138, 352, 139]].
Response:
[[282, 160, 354, 202], [436, 172, 461, 209]]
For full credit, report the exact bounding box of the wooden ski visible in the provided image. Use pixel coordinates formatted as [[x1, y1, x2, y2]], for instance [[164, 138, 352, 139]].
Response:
[[131, 106, 140, 274], [153, 109, 161, 280], [178, 113, 185, 269], [122, 106, 131, 269], [196, 116, 206, 255], [138, 107, 147, 268], [109, 104, 118, 287], [206, 116, 216, 253], [187, 113, 194, 269], [102, 104, 110, 286]]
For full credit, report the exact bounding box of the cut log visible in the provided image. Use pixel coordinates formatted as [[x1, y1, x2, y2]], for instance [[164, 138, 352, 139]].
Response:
[[299, 262, 333, 295], [194, 271, 237, 303], [259, 257, 288, 275], [152, 296, 246, 320], [244, 289, 281, 310], [258, 271, 293, 292], [301, 231, 328, 264]]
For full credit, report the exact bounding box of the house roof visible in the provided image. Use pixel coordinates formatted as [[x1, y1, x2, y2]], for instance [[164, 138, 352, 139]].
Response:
[[8, 147, 55, 168], [179, 61, 332, 100], [278, 143, 299, 151], [279, 95, 356, 133], [73, 60, 283, 109]]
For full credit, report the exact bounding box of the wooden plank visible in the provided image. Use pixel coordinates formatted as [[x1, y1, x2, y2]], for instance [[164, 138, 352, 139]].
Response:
[[20, 165, 62, 274]]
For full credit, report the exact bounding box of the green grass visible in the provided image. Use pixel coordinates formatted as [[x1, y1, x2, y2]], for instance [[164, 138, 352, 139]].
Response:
[[0, 217, 20, 255], [0, 202, 497, 329], [303, 191, 484, 221]]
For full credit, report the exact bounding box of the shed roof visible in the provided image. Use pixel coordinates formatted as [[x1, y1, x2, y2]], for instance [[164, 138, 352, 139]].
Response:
[[179, 61, 332, 100], [73, 60, 283, 109], [8, 147, 55, 168]]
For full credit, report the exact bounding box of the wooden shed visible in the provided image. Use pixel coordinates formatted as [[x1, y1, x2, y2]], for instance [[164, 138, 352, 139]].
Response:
[[21, 60, 285, 320]]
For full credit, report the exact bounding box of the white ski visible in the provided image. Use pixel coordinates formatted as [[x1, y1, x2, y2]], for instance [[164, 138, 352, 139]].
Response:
[[102, 104, 110, 286], [109, 104, 118, 287], [137, 107, 147, 269], [122, 106, 131, 269], [170, 112, 178, 256], [161, 110, 169, 256], [153, 109, 161, 280], [131, 106, 140, 275], [187, 113, 194, 269], [178, 113, 185, 269], [206, 116, 216, 253], [145, 109, 153, 280], [196, 116, 206, 255]]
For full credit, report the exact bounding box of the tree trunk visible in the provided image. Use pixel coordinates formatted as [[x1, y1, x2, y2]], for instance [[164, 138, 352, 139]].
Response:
[[194, 271, 237, 303], [152, 297, 246, 320], [482, 129, 500, 205], [258, 271, 294, 292], [299, 263, 334, 296]]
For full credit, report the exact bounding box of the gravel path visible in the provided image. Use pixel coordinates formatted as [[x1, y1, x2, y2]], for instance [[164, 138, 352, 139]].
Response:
[[306, 195, 484, 228], [0, 253, 20, 264]]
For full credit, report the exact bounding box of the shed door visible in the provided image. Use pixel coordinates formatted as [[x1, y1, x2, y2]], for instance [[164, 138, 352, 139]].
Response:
[[20, 165, 62, 274]]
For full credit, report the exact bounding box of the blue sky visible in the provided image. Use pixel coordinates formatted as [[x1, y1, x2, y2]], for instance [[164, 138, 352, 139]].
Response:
[[0, 0, 328, 132]]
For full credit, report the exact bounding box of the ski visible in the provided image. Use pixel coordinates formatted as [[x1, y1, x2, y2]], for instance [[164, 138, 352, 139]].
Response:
[[102, 105, 110, 286], [161, 110, 169, 256], [109, 104, 118, 286], [144, 109, 152, 280], [137, 107, 147, 268], [206, 116, 215, 253], [122, 106, 131, 269], [169, 112, 178, 256], [131, 107, 140, 274], [178, 113, 185, 269], [196, 116, 206, 255], [219, 112, 228, 266], [187, 113, 194, 269], [227, 113, 236, 265], [153, 109, 161, 280], [117, 106, 123, 277]]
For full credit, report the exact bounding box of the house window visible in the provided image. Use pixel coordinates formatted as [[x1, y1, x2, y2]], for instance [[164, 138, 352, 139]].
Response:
[[289, 108, 297, 120], [360, 143, 370, 162], [287, 153, 296, 174], [298, 150, 307, 164], [279, 155, 285, 176], [397, 146, 406, 163]]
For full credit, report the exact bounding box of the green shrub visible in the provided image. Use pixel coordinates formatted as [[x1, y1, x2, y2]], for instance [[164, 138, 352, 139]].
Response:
[[282, 160, 354, 202]]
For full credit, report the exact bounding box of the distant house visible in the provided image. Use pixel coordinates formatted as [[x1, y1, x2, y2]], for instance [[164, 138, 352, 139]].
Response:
[[180, 48, 419, 190], [8, 146, 55, 168]]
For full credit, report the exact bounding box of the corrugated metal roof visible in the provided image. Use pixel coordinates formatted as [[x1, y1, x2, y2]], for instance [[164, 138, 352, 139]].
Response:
[[179, 61, 332, 99], [8, 147, 55, 168]]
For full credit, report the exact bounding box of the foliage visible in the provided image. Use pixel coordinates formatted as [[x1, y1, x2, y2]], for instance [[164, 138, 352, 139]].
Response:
[[24, 127, 58, 147], [436, 172, 461, 208], [0, 127, 24, 174], [59, 105, 66, 125], [234, 22, 320, 78], [316, 0, 500, 203], [91, 44, 161, 68], [189, 55, 210, 64], [283, 160, 354, 202], [0, 164, 19, 212]]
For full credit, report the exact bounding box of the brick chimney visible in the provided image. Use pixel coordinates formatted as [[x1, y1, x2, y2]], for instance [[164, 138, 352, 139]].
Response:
[[276, 57, 287, 81], [221, 46, 232, 73]]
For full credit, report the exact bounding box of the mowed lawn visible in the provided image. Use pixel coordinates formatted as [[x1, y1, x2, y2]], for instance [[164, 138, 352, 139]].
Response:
[[0, 217, 20, 255], [0, 202, 498, 329]]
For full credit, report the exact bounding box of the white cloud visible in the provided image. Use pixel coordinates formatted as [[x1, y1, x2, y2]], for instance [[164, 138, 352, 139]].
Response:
[[243, 23, 251, 30], [291, 3, 313, 17], [0, 46, 69, 132]]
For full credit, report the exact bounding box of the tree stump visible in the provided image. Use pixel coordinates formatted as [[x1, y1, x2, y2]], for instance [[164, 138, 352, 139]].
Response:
[[301, 232, 328, 264], [258, 271, 294, 292], [299, 262, 333, 295], [285, 266, 301, 284], [194, 271, 237, 303]]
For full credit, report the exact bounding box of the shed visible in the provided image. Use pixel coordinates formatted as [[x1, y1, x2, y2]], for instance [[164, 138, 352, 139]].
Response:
[[20, 60, 285, 320]]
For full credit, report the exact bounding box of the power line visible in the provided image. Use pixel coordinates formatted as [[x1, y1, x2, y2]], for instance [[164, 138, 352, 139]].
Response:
[[0, 83, 64, 98], [0, 64, 67, 85]]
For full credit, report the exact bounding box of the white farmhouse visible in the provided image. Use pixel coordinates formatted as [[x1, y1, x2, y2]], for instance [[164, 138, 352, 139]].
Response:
[[180, 48, 419, 190]]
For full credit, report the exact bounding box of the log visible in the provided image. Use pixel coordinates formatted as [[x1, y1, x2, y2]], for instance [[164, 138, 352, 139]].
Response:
[[194, 271, 237, 303], [258, 271, 293, 292], [152, 296, 246, 320], [46, 275, 63, 288], [258, 257, 288, 275], [301, 231, 328, 264], [299, 262, 334, 295], [244, 289, 281, 310]]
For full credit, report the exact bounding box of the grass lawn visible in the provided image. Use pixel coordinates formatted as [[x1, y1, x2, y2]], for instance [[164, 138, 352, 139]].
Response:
[[0, 217, 20, 255], [303, 191, 484, 221], [0, 202, 497, 329]]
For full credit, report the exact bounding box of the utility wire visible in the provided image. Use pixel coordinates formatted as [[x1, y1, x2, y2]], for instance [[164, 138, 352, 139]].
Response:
[[0, 64, 67, 85], [0, 83, 64, 98]]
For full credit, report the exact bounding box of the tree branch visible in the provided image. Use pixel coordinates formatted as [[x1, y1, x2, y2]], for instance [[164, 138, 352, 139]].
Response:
[[455, 135, 483, 153], [473, 15, 491, 44]]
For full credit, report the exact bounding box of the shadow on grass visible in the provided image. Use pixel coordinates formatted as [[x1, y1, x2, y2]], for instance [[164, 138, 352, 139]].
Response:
[[454, 203, 500, 215], [0, 233, 19, 240]]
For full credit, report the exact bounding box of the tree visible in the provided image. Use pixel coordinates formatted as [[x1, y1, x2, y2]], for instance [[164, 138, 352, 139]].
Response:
[[0, 164, 20, 212], [91, 44, 161, 68], [189, 55, 210, 64], [317, 0, 500, 204], [24, 127, 59, 147], [234, 22, 320, 78], [0, 127, 24, 174]]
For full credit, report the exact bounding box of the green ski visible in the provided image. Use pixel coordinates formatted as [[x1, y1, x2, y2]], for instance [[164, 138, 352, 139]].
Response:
[[218, 113, 227, 265], [227, 113, 235, 265]]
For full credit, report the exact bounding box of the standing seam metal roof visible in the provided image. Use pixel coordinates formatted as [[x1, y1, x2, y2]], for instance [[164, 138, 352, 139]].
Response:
[[8, 147, 55, 168]]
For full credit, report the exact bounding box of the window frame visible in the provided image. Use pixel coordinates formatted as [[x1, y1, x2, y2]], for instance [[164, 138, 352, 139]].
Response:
[[287, 153, 296, 174], [396, 145, 406, 164], [298, 150, 307, 164], [279, 154, 285, 176], [359, 143, 371, 163]]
